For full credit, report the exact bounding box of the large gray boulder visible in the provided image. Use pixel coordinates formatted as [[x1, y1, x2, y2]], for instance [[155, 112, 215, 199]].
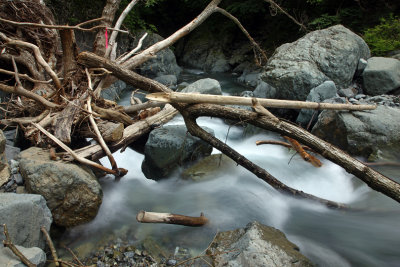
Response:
[[362, 57, 400, 96], [0, 130, 10, 187], [0, 245, 46, 267], [0, 193, 52, 249], [142, 125, 214, 180], [181, 78, 222, 95], [177, 29, 230, 72], [296, 81, 338, 126], [207, 221, 313, 267], [18, 147, 102, 227], [263, 25, 370, 101], [312, 105, 400, 158], [137, 32, 182, 78]]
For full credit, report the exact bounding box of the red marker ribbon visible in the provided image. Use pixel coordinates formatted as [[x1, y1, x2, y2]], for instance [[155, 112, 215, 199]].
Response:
[[105, 27, 109, 49]]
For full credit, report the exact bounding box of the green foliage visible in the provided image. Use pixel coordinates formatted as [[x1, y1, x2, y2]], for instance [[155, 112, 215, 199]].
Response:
[[306, 0, 324, 4], [363, 15, 400, 56], [224, 0, 267, 19], [308, 13, 340, 30]]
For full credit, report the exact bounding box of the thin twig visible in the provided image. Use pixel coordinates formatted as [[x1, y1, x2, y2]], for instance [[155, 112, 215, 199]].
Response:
[[0, 68, 51, 84], [0, 17, 128, 33], [32, 122, 123, 176], [105, 0, 140, 58], [85, 68, 127, 177], [117, 32, 148, 63], [40, 226, 59, 267], [63, 246, 84, 266]]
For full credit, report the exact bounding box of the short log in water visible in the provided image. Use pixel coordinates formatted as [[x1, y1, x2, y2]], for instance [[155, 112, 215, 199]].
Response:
[[136, 211, 209, 227]]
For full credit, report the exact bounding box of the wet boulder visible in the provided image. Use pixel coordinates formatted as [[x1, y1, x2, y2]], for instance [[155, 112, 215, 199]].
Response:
[[263, 25, 370, 101], [207, 221, 313, 267], [296, 81, 338, 127], [137, 32, 182, 78], [362, 57, 400, 96], [312, 105, 400, 159], [0, 193, 52, 249], [18, 147, 102, 227], [142, 125, 214, 180], [0, 245, 46, 267], [181, 78, 222, 95]]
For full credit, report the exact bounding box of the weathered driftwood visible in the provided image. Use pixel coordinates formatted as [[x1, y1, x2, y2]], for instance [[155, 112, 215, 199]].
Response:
[[33, 122, 127, 177], [136, 211, 209, 227], [124, 101, 164, 115], [72, 104, 178, 161], [54, 98, 82, 144], [0, 32, 62, 90], [146, 92, 377, 111], [92, 104, 134, 125], [80, 121, 124, 142]]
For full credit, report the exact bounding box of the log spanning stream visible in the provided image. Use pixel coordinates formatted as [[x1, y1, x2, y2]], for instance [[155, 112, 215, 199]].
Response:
[[61, 70, 400, 266]]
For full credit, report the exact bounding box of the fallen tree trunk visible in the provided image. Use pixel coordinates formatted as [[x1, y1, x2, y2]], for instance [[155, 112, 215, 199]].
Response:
[[136, 210, 209, 227], [146, 92, 377, 111]]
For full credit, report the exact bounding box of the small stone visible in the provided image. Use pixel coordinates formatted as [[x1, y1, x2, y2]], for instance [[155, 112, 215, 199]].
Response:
[[5, 179, 14, 189], [10, 159, 19, 170], [124, 251, 134, 258], [13, 173, 23, 185], [166, 259, 177, 266], [134, 249, 142, 256], [355, 94, 366, 100], [16, 186, 26, 194]]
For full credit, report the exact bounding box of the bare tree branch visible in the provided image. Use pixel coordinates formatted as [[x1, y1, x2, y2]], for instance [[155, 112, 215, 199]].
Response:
[[215, 7, 268, 65], [0, 17, 128, 33], [0, 32, 62, 90], [105, 0, 140, 58]]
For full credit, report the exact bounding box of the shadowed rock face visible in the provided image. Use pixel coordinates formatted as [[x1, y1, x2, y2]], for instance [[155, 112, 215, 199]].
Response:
[[263, 25, 370, 101], [18, 147, 102, 227], [0, 193, 52, 249], [142, 125, 214, 180], [312, 105, 400, 159], [208, 221, 314, 267]]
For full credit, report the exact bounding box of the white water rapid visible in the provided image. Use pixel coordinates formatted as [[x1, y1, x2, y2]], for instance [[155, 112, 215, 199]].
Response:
[[63, 71, 400, 267]]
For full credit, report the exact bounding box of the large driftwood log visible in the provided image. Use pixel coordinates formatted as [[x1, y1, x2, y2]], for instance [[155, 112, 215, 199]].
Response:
[[146, 92, 377, 111], [80, 121, 124, 142], [136, 211, 209, 227]]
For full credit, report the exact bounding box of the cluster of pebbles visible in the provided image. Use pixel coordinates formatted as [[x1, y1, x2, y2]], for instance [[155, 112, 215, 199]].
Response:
[[83, 240, 193, 267], [350, 94, 400, 107]]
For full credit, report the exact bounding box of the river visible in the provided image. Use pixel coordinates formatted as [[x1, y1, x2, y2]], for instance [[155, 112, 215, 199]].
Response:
[[61, 69, 400, 266]]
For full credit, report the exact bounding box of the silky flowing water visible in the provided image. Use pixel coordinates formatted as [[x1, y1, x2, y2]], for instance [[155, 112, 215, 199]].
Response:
[[61, 70, 400, 266]]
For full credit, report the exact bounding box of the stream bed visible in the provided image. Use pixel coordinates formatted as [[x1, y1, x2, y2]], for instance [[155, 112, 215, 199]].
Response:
[[60, 70, 400, 267]]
